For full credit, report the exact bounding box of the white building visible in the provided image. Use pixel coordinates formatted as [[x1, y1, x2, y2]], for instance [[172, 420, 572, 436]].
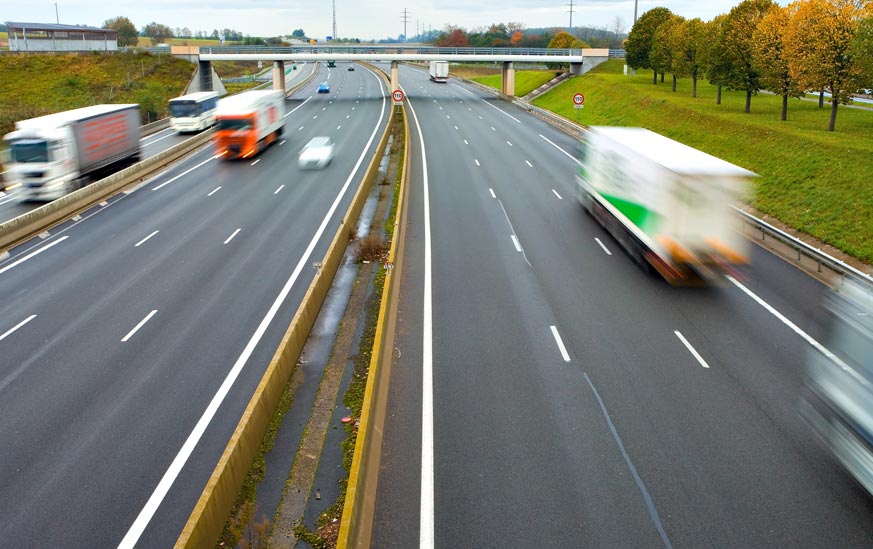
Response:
[[6, 22, 118, 52]]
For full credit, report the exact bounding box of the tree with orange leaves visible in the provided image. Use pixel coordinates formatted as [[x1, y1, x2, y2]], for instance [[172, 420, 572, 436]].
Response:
[[752, 4, 802, 120]]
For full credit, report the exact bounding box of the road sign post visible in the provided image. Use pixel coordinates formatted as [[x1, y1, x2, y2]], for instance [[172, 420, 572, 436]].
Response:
[[573, 93, 585, 109], [392, 89, 405, 105]]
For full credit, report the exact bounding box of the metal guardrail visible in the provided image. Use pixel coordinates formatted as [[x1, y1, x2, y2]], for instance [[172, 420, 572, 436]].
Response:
[[734, 207, 873, 289]]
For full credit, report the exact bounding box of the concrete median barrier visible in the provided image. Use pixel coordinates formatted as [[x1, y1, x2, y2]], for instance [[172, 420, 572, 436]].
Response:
[[174, 89, 396, 548]]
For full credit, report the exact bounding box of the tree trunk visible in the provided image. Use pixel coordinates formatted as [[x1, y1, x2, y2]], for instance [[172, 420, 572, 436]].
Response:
[[660, 72, 665, 83], [745, 89, 752, 113], [717, 85, 722, 105], [819, 90, 824, 108], [653, 70, 658, 84], [692, 76, 697, 98], [781, 93, 788, 121], [829, 97, 838, 131], [672, 74, 677, 92]]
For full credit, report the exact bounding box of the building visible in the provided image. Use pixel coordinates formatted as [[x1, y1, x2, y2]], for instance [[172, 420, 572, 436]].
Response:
[[6, 22, 118, 52]]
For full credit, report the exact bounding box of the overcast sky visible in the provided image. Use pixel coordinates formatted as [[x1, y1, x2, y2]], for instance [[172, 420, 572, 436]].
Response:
[[4, 1, 787, 40]]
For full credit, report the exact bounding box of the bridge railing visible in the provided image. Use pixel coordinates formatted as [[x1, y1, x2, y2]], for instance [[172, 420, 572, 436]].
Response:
[[199, 45, 584, 56]]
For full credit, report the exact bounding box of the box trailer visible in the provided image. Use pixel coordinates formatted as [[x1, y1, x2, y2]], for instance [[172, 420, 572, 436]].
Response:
[[214, 90, 286, 160], [577, 126, 755, 284], [2, 104, 141, 201], [429, 61, 449, 83]]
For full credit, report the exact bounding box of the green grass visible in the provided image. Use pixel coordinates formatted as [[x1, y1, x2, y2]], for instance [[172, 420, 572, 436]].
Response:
[[0, 51, 194, 133], [472, 70, 561, 97], [532, 59, 873, 263]]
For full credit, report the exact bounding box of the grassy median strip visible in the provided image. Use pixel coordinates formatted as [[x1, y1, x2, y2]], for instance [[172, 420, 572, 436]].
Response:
[[535, 59, 873, 263]]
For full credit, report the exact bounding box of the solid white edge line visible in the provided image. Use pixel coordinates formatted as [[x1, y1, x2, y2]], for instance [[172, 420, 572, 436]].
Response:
[[550, 326, 571, 362], [405, 86, 435, 549], [117, 65, 390, 549], [0, 235, 69, 276], [224, 228, 241, 244], [552, 189, 562, 199], [121, 310, 158, 342], [207, 186, 221, 196], [594, 237, 612, 255], [726, 275, 859, 379], [539, 134, 582, 165], [283, 96, 311, 118], [511, 234, 523, 252], [482, 99, 522, 122], [274, 184, 285, 194], [134, 230, 159, 248], [674, 330, 710, 369], [0, 314, 37, 343], [152, 155, 217, 191]]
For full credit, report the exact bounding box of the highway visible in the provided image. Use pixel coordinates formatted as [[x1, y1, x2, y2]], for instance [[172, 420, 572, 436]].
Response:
[[0, 62, 388, 547], [371, 65, 873, 547]]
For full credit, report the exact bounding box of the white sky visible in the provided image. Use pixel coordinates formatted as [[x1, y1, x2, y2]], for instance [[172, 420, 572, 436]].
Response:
[[3, 1, 787, 41]]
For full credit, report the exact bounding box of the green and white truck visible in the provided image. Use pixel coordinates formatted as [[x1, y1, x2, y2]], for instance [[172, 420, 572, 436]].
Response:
[[577, 126, 755, 284]]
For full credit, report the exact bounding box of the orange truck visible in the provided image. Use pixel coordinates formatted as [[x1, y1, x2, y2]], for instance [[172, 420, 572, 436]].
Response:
[[213, 90, 285, 159]]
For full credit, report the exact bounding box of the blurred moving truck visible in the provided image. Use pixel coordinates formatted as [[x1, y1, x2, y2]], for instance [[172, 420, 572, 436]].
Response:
[[577, 127, 754, 285], [169, 91, 220, 133], [802, 279, 873, 495], [429, 61, 449, 83], [214, 90, 285, 160], [2, 104, 141, 201]]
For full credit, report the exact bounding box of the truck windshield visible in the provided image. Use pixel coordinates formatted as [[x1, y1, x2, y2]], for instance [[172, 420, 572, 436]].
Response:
[[217, 118, 251, 131], [169, 101, 201, 118], [10, 140, 49, 163]]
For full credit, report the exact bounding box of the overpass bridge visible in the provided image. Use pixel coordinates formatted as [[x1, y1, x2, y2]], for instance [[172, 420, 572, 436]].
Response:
[[186, 45, 608, 97]]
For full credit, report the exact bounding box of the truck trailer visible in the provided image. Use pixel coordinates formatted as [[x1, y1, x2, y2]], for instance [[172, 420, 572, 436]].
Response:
[[577, 126, 755, 285], [214, 90, 285, 160], [429, 61, 449, 83], [2, 104, 141, 201]]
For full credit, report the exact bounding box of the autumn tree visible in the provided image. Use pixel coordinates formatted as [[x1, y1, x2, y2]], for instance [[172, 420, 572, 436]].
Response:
[[547, 31, 587, 49], [103, 16, 138, 47], [651, 15, 684, 91], [625, 7, 674, 84], [510, 30, 524, 46], [666, 18, 708, 97], [718, 0, 775, 113], [705, 14, 731, 104], [783, 0, 873, 131], [435, 26, 469, 47], [851, 15, 873, 87], [142, 22, 174, 44], [752, 4, 800, 120]]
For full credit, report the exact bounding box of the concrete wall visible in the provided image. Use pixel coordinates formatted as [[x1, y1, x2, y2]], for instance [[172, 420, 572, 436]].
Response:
[[9, 37, 117, 52]]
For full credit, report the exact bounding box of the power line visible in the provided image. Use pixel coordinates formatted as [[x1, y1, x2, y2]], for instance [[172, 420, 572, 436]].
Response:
[[567, 0, 576, 32], [332, 0, 337, 41], [400, 8, 411, 41]]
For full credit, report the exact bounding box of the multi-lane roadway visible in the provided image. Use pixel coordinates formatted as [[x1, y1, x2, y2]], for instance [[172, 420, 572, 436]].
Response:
[[372, 64, 873, 547], [0, 62, 388, 547]]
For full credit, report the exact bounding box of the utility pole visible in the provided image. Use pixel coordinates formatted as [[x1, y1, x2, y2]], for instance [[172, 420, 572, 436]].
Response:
[[634, 0, 638, 24], [332, 0, 337, 42], [400, 8, 411, 41], [567, 0, 575, 32], [55, 2, 60, 24]]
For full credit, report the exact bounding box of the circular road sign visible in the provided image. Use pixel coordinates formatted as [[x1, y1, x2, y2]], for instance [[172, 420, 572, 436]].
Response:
[[392, 89, 405, 102], [573, 93, 585, 106]]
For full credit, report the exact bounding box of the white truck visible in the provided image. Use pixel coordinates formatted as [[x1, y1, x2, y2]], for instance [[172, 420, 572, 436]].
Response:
[[2, 104, 141, 201], [429, 61, 449, 83], [577, 126, 755, 285], [213, 89, 285, 160]]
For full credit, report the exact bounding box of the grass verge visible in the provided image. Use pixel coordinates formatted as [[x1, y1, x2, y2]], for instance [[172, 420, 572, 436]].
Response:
[[471, 70, 562, 97], [532, 59, 873, 264]]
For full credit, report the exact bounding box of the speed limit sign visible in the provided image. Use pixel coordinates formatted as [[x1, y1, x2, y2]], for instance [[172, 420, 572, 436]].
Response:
[[573, 93, 585, 108], [392, 89, 405, 104]]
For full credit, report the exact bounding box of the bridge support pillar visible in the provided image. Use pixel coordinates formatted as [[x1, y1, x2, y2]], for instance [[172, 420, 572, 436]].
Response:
[[390, 61, 399, 94], [501, 61, 515, 97], [199, 60, 213, 91], [569, 62, 583, 75], [272, 61, 286, 92]]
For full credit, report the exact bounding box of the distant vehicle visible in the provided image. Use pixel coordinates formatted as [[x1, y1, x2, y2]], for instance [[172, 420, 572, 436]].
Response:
[[577, 127, 754, 285], [298, 136, 335, 169], [327, 60, 336, 68], [213, 90, 285, 160], [802, 279, 873, 495], [168, 91, 220, 133], [429, 61, 449, 83], [317, 82, 330, 93], [348, 65, 355, 71], [1, 104, 141, 201]]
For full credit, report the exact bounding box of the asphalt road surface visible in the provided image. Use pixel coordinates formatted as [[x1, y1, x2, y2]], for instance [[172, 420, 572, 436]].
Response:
[[0, 62, 389, 547], [371, 65, 873, 548]]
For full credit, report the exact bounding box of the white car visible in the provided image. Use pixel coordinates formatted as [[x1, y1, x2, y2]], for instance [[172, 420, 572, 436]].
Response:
[[298, 136, 335, 169]]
